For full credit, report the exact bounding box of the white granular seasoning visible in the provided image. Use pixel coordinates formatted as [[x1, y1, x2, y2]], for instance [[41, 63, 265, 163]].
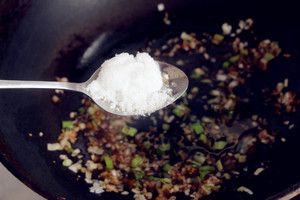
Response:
[[87, 52, 173, 115]]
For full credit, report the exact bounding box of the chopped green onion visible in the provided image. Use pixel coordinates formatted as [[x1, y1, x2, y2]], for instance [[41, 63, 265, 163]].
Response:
[[191, 122, 204, 134], [213, 141, 227, 150], [181, 91, 187, 98], [163, 163, 172, 172], [216, 160, 223, 171], [189, 160, 202, 167], [77, 107, 85, 112], [263, 52, 275, 61], [62, 121, 74, 130], [222, 61, 230, 69], [190, 74, 202, 79], [200, 79, 212, 84], [64, 141, 73, 153], [193, 154, 206, 164], [148, 176, 161, 181], [199, 133, 207, 143], [229, 55, 240, 63], [172, 104, 190, 117], [162, 123, 170, 131], [134, 170, 145, 180], [240, 49, 248, 55], [199, 165, 215, 172], [159, 143, 170, 152], [103, 155, 113, 169], [163, 178, 172, 184], [143, 140, 151, 150], [121, 125, 138, 137], [131, 157, 144, 168], [211, 34, 224, 45], [62, 159, 73, 167], [199, 165, 215, 180]]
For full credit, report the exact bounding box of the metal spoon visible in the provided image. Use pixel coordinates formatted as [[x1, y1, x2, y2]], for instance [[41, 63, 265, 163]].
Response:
[[0, 61, 188, 116]]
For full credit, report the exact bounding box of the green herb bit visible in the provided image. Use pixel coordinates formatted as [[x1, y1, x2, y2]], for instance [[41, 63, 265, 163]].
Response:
[[181, 91, 187, 98], [172, 104, 190, 117], [193, 154, 206, 164], [163, 163, 172, 172], [148, 176, 161, 181], [77, 107, 85, 113], [211, 33, 224, 45], [134, 170, 145, 180], [190, 74, 202, 79], [62, 120, 74, 130], [131, 157, 144, 168], [240, 49, 248, 55], [191, 122, 204, 134], [64, 141, 73, 153], [199, 133, 207, 143], [121, 125, 138, 137], [103, 155, 114, 169], [263, 52, 275, 61], [229, 55, 240, 63], [62, 159, 73, 167], [222, 61, 230, 69], [213, 141, 227, 150], [189, 160, 202, 167], [162, 123, 170, 131], [216, 160, 223, 171], [200, 79, 212, 84], [163, 178, 172, 184], [159, 143, 170, 152], [199, 165, 215, 172], [143, 140, 151, 150]]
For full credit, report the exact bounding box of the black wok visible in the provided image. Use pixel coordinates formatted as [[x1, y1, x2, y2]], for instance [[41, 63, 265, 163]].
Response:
[[1, 0, 300, 199]]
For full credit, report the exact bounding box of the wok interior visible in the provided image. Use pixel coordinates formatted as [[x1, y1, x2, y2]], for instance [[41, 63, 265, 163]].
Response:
[[1, 0, 300, 199]]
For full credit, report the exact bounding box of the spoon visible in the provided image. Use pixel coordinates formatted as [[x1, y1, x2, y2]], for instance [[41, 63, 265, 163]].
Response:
[[0, 61, 189, 116]]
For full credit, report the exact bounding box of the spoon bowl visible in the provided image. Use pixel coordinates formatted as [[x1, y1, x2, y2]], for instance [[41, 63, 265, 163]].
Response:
[[0, 61, 188, 116]]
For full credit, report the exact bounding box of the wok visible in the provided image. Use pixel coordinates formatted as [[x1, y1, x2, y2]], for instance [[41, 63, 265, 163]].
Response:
[[1, 0, 300, 199]]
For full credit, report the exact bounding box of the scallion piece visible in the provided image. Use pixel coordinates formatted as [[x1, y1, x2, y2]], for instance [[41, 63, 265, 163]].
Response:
[[191, 122, 204, 134], [77, 107, 85, 112], [190, 74, 202, 79], [163, 163, 172, 172], [200, 79, 212, 84], [229, 55, 240, 63], [121, 125, 138, 137], [216, 160, 223, 171], [172, 104, 190, 117], [222, 61, 230, 69], [211, 33, 224, 45], [62, 120, 74, 130], [213, 141, 227, 150], [240, 49, 248, 55], [62, 159, 73, 167], [103, 155, 113, 169], [159, 143, 170, 152], [131, 157, 144, 168], [263, 52, 275, 61], [199, 133, 207, 143], [134, 170, 145, 180], [163, 178, 172, 184], [143, 140, 151, 150], [162, 123, 170, 131], [199, 165, 215, 172]]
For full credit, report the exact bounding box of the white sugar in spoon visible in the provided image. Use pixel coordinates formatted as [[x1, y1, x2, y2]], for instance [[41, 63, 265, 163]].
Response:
[[0, 61, 188, 116]]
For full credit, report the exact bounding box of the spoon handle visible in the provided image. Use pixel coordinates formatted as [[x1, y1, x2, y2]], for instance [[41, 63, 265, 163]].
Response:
[[0, 80, 84, 92]]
